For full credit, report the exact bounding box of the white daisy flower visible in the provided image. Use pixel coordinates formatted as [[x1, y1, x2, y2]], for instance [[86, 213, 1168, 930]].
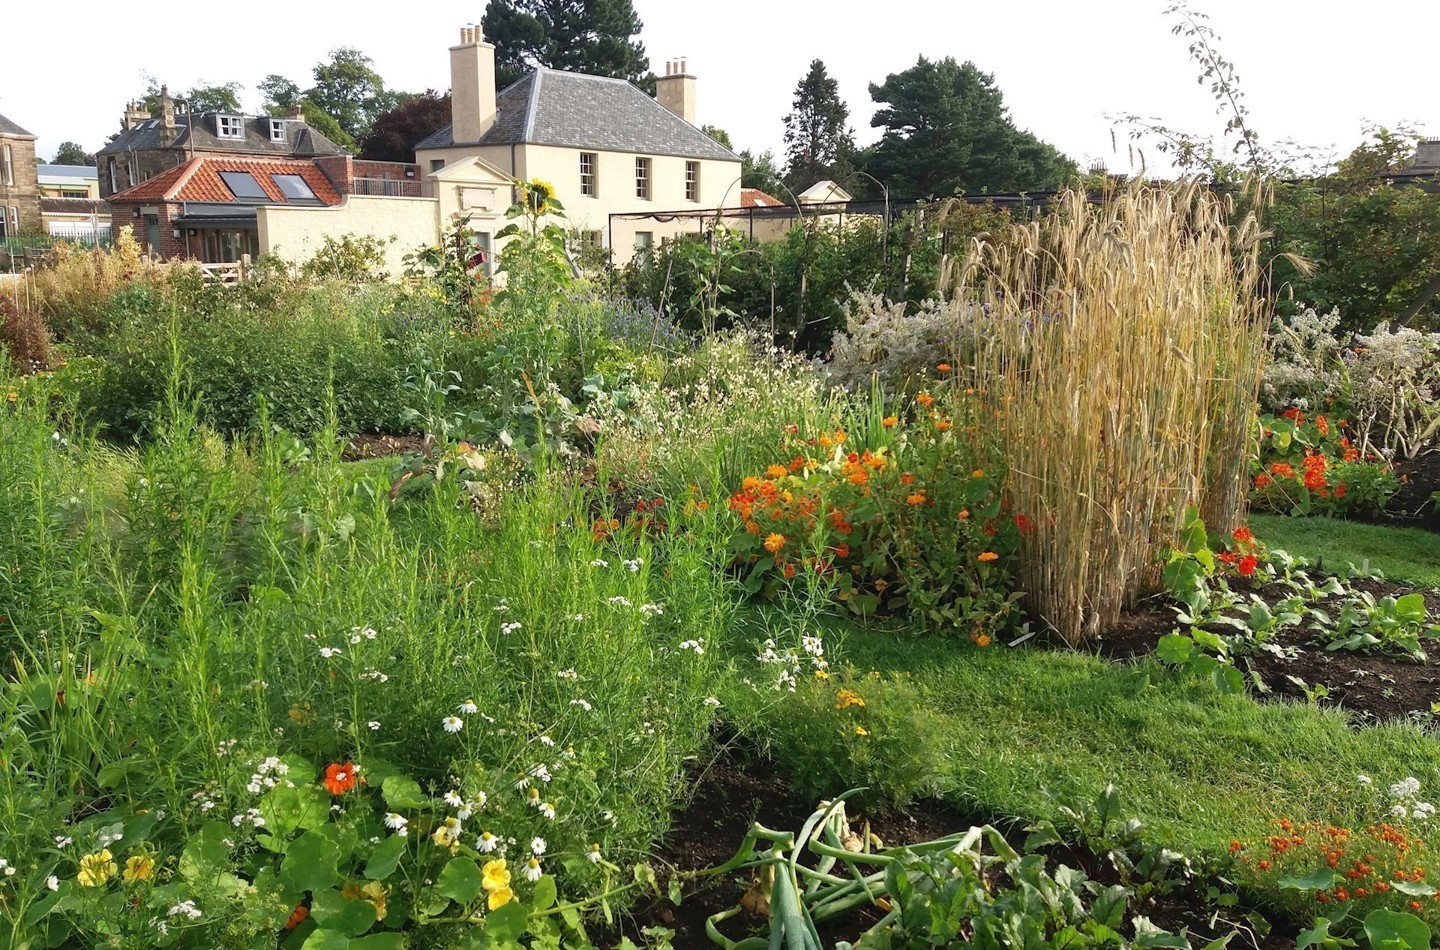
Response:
[[472, 791, 488, 809], [457, 699, 479, 714], [522, 857, 543, 882], [587, 844, 602, 864], [537, 735, 555, 747], [444, 791, 464, 808], [384, 813, 408, 831], [54, 835, 73, 848], [476, 831, 499, 853], [319, 647, 340, 659], [46, 874, 59, 891], [442, 716, 464, 733], [531, 836, 547, 856], [539, 802, 556, 820]]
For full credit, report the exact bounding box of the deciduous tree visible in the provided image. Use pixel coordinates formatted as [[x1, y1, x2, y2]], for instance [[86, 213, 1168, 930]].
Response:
[[358, 91, 452, 163]]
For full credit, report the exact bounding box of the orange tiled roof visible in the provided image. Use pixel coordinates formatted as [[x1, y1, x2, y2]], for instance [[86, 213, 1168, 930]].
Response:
[[739, 188, 785, 208], [108, 156, 342, 205]]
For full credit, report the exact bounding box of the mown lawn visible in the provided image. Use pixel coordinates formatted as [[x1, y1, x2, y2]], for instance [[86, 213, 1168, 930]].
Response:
[[1252, 513, 1440, 588], [724, 613, 1440, 865]]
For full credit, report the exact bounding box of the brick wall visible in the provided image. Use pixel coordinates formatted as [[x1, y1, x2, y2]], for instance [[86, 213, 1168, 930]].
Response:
[[109, 202, 188, 259], [0, 134, 43, 232], [314, 156, 421, 196]]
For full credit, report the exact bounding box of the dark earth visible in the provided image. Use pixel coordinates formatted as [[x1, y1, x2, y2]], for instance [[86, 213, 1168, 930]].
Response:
[[601, 750, 1297, 950], [1099, 579, 1440, 725]]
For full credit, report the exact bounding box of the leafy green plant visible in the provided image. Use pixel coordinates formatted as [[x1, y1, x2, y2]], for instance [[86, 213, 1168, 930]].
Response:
[[1321, 591, 1438, 661]]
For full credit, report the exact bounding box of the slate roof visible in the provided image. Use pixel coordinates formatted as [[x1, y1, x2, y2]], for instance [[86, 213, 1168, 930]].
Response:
[[416, 69, 738, 162], [107, 156, 343, 206], [38, 164, 99, 180], [0, 112, 36, 139], [97, 114, 347, 158], [40, 197, 109, 215]]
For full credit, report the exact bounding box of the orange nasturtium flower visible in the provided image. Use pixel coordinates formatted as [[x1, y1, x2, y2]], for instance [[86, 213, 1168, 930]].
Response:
[[977, 551, 999, 563], [286, 905, 310, 930], [763, 533, 787, 554], [937, 362, 952, 372], [882, 415, 898, 428], [324, 762, 358, 795]]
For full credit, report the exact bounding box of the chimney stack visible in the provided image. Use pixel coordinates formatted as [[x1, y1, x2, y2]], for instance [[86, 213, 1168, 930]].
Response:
[[287, 104, 306, 123], [654, 58, 697, 125], [450, 25, 497, 145], [125, 100, 150, 130]]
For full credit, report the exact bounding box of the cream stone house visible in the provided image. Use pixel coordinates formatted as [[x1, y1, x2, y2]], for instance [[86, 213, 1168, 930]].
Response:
[[415, 27, 743, 265]]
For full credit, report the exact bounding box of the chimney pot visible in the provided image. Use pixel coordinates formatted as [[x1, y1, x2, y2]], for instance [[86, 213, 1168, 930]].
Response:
[[681, 58, 688, 74]]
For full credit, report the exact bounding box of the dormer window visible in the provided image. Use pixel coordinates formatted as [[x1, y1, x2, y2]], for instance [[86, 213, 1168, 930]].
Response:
[[269, 119, 287, 143], [216, 115, 245, 139]]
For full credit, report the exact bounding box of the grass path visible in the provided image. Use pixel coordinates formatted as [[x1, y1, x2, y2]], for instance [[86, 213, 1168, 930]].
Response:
[[1251, 513, 1440, 588]]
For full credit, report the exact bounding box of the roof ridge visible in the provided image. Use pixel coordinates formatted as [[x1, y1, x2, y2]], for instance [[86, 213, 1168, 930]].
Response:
[[163, 158, 207, 201], [523, 70, 543, 142]]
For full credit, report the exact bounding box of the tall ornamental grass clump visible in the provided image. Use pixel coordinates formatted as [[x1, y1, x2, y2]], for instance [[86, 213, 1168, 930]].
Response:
[[961, 182, 1267, 645]]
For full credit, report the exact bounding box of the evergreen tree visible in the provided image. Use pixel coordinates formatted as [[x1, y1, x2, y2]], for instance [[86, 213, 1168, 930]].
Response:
[[865, 56, 1075, 197], [482, 0, 652, 90], [782, 60, 853, 191], [51, 142, 94, 166]]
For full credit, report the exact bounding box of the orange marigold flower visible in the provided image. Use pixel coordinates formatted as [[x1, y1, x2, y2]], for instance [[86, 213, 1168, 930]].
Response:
[[323, 762, 357, 795], [975, 634, 992, 648], [835, 689, 866, 710], [978, 551, 999, 562], [916, 392, 935, 408], [957, 509, 970, 521], [1258, 860, 1271, 871], [763, 533, 786, 554], [937, 363, 952, 372], [1230, 841, 1243, 854], [1412, 901, 1425, 912], [906, 492, 926, 506], [934, 418, 952, 432], [744, 519, 761, 535], [782, 562, 796, 579], [765, 464, 788, 479], [696, 499, 710, 512], [882, 415, 898, 428], [971, 469, 985, 479], [900, 472, 916, 486], [847, 469, 869, 486]]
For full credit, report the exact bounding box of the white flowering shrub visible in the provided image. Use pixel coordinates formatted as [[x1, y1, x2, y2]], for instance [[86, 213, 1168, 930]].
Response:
[[827, 290, 979, 393]]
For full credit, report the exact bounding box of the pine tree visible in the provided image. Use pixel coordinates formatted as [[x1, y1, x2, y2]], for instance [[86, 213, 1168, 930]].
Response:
[[865, 56, 1074, 197], [782, 60, 853, 191], [482, 0, 652, 90]]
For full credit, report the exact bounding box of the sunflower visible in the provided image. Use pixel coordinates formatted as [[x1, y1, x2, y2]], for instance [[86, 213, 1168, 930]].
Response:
[[525, 179, 557, 215]]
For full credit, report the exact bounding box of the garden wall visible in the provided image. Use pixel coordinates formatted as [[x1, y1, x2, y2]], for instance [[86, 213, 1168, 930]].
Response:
[[257, 195, 440, 276]]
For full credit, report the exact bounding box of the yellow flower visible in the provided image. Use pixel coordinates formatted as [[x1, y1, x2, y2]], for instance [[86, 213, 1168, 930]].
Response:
[[488, 885, 516, 910], [975, 634, 993, 648], [122, 855, 155, 883], [814, 670, 829, 680], [855, 726, 870, 736], [835, 689, 866, 710], [763, 533, 786, 554], [344, 881, 389, 921], [77, 849, 116, 887], [481, 859, 511, 894]]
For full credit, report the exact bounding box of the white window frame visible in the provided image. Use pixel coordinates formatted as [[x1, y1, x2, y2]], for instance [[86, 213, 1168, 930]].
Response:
[[635, 157, 651, 200], [216, 115, 245, 139], [9, 207, 18, 234], [634, 230, 653, 251], [108, 159, 117, 194], [269, 119, 287, 143], [580, 152, 597, 197], [685, 161, 700, 202], [2, 144, 11, 186]]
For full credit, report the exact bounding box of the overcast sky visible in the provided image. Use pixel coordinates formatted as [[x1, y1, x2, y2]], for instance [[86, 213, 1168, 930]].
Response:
[[4, 0, 1435, 175]]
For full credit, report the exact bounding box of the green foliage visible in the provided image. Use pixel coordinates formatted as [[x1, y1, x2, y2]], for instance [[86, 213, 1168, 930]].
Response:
[[739, 148, 785, 197], [483, 0, 652, 90], [1267, 130, 1440, 331], [782, 59, 854, 191], [864, 56, 1077, 196], [49, 141, 93, 166], [357, 90, 451, 164], [307, 48, 406, 144], [300, 234, 396, 284], [136, 75, 244, 116]]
